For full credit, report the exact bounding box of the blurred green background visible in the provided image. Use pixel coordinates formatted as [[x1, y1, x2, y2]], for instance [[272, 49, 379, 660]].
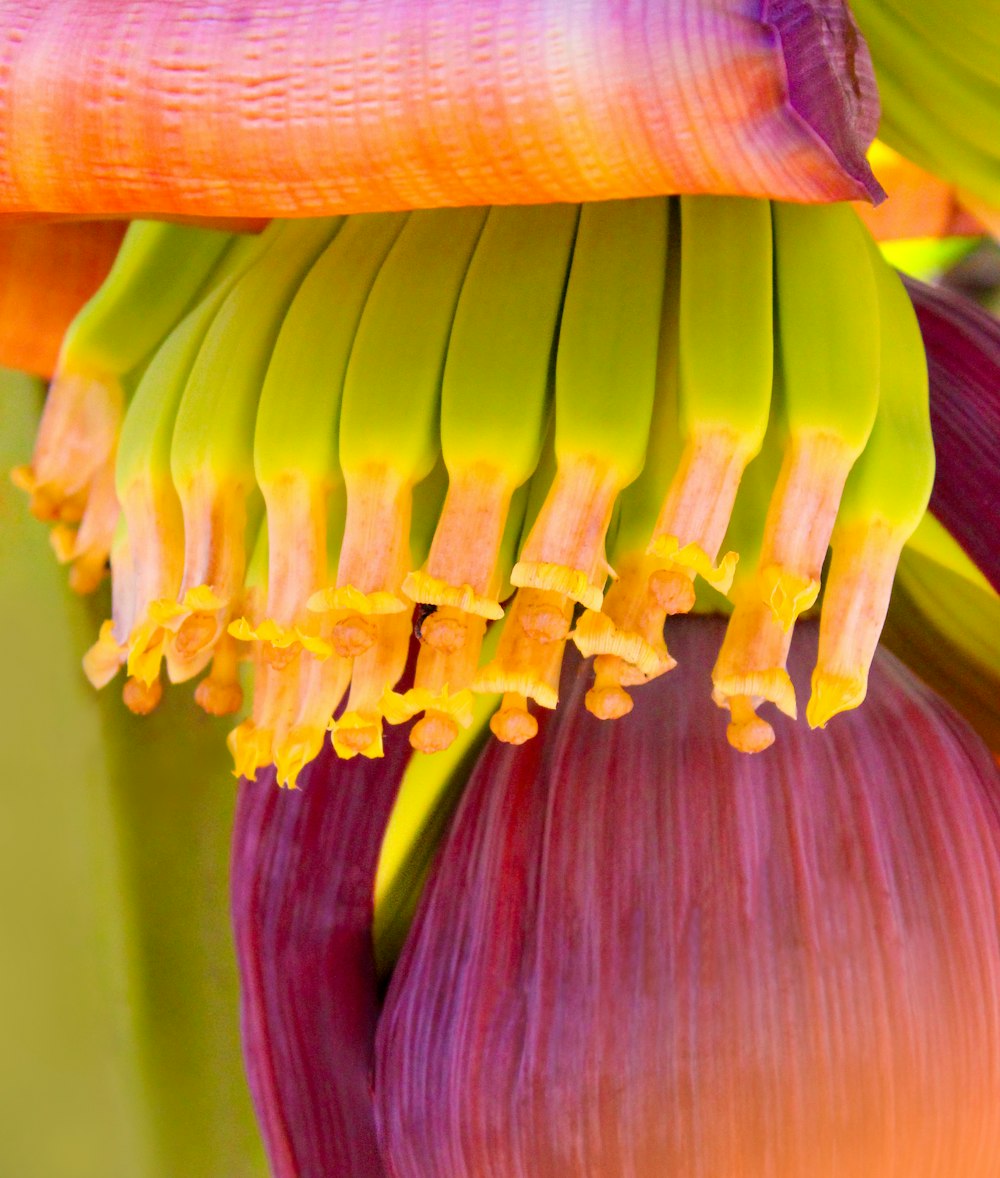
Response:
[[0, 371, 265, 1177]]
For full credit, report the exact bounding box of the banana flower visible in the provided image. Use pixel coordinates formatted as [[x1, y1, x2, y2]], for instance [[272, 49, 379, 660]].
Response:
[[2, 2, 1000, 1177], [233, 280, 1000, 1176]]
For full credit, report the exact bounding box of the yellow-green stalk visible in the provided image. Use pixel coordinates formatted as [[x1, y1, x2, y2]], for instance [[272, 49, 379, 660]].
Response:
[[761, 202, 880, 629], [511, 197, 669, 610], [14, 221, 238, 591], [324, 207, 488, 758], [162, 219, 340, 684], [645, 195, 773, 608], [807, 247, 935, 727], [403, 202, 579, 620]]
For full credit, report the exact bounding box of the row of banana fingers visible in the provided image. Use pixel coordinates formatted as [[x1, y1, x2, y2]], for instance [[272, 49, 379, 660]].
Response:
[[15, 194, 934, 784]]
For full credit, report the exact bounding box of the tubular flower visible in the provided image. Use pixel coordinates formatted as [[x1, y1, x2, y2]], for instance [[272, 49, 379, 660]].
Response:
[[12, 196, 953, 777], [2, 2, 1000, 1177]]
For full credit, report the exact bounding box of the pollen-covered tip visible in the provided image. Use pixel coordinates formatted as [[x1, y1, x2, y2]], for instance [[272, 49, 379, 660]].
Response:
[[377, 618, 1000, 1177]]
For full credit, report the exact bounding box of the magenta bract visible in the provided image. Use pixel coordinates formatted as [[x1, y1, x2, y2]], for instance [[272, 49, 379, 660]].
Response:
[[906, 277, 1000, 595], [231, 732, 412, 1178], [377, 620, 1000, 1176]]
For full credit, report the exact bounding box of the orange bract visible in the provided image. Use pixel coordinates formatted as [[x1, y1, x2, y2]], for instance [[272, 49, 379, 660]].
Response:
[[0, 0, 880, 218], [0, 221, 124, 375]]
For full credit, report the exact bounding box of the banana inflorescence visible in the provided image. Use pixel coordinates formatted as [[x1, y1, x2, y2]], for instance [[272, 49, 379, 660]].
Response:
[[17, 197, 935, 782]]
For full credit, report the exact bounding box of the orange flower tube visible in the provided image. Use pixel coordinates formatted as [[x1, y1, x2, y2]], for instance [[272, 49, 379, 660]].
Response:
[[0, 0, 881, 218]]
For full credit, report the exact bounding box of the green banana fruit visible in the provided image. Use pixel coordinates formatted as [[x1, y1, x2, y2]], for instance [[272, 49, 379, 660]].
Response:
[[227, 213, 408, 783], [403, 202, 579, 620], [103, 227, 278, 705], [238, 212, 409, 659], [60, 220, 237, 382], [162, 218, 341, 685], [572, 207, 683, 713], [761, 202, 880, 630], [645, 195, 773, 600], [511, 196, 669, 610], [807, 248, 935, 728], [13, 220, 235, 534], [322, 206, 488, 759], [710, 411, 797, 754]]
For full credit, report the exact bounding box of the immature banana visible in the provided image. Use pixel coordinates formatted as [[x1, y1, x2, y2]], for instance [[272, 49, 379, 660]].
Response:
[[396, 202, 579, 748], [14, 220, 238, 589], [574, 196, 775, 717], [710, 416, 794, 754], [807, 247, 935, 728], [511, 197, 669, 610], [109, 227, 279, 707], [646, 196, 773, 603], [761, 202, 880, 629], [237, 211, 409, 661], [403, 202, 580, 620], [487, 197, 668, 745], [572, 208, 682, 713], [321, 206, 488, 759], [161, 218, 341, 684], [237, 212, 411, 780], [711, 202, 881, 752]]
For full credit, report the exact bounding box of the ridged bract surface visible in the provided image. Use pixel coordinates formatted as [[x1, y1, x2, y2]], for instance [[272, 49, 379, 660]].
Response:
[[0, 0, 881, 216], [377, 619, 1000, 1177], [906, 277, 1000, 597], [0, 221, 123, 375], [231, 729, 413, 1178]]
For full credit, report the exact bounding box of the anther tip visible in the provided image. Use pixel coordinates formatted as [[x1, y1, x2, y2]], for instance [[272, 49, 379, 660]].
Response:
[[123, 675, 163, 716], [337, 725, 381, 754], [410, 711, 460, 754], [585, 685, 634, 720], [726, 716, 775, 754], [331, 615, 376, 658], [726, 696, 774, 753], [194, 677, 243, 717], [262, 643, 299, 671], [648, 569, 696, 615], [519, 604, 569, 643], [420, 613, 468, 652], [174, 611, 220, 658], [490, 707, 538, 745]]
